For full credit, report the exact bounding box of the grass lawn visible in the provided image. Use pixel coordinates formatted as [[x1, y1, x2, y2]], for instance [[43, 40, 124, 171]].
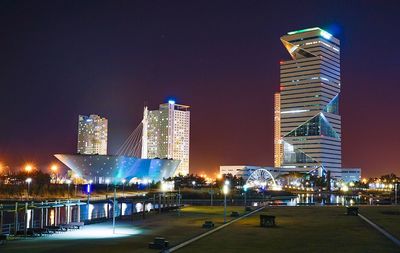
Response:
[[2, 206, 244, 253], [178, 206, 400, 253], [360, 206, 400, 239]]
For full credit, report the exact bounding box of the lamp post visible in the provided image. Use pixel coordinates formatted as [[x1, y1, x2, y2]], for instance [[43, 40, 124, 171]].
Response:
[[192, 181, 196, 189], [112, 184, 117, 234], [243, 184, 248, 209], [87, 180, 92, 204], [25, 178, 32, 199], [105, 179, 110, 195], [121, 179, 126, 197], [223, 180, 230, 223], [66, 179, 72, 199], [178, 187, 181, 216], [51, 164, 58, 183], [395, 180, 398, 205]]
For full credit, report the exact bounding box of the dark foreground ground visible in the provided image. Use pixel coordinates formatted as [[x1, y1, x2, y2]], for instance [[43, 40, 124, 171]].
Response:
[[2, 206, 400, 253]]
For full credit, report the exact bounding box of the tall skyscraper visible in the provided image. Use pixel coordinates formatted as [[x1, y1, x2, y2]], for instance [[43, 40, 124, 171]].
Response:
[[275, 27, 341, 174], [77, 114, 108, 155], [274, 92, 282, 167], [142, 100, 190, 176]]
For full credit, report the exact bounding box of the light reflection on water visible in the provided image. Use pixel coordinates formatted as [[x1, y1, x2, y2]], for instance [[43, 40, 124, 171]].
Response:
[[285, 194, 365, 206]]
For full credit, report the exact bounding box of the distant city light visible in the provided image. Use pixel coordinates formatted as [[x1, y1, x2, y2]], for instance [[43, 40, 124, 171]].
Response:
[[161, 180, 174, 192], [24, 164, 33, 173], [223, 184, 229, 195], [51, 164, 58, 173]]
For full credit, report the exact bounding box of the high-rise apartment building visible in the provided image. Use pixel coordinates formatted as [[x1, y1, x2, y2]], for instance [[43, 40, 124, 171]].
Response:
[[142, 100, 190, 176], [77, 114, 108, 155], [275, 27, 341, 174]]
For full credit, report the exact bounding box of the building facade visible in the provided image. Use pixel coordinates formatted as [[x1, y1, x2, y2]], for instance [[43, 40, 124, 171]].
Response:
[[275, 27, 341, 174], [274, 92, 283, 167], [77, 114, 108, 155], [142, 100, 190, 176], [220, 165, 360, 183]]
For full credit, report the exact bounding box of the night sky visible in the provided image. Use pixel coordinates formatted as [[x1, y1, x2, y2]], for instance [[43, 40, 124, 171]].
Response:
[[1, 1, 400, 177]]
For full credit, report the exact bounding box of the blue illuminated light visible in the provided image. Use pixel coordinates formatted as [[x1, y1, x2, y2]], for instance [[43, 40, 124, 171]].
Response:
[[168, 100, 176, 105], [320, 30, 332, 40], [86, 184, 91, 194]]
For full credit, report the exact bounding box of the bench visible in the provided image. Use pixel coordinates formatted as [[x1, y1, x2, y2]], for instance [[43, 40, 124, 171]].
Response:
[[0, 234, 7, 246], [148, 237, 169, 250], [230, 211, 240, 217], [44, 225, 67, 233], [260, 215, 276, 227], [202, 221, 215, 229], [15, 230, 38, 237], [28, 228, 52, 236], [69, 222, 85, 229], [346, 206, 359, 216]]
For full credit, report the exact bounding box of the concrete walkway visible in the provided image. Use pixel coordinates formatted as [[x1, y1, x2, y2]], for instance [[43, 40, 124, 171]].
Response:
[[358, 213, 400, 247]]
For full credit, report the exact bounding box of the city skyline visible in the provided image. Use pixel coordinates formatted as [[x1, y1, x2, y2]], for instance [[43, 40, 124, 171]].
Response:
[[1, 1, 400, 177]]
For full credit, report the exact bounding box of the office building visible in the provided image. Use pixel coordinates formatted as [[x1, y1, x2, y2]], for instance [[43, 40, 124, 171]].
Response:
[[77, 114, 108, 155], [275, 27, 341, 174], [142, 100, 190, 176]]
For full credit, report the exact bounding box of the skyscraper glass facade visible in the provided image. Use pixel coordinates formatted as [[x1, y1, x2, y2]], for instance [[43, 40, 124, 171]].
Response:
[[275, 27, 341, 172]]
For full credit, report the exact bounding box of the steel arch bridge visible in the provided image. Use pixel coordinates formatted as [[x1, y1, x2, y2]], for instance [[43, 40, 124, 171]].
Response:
[[245, 169, 281, 190]]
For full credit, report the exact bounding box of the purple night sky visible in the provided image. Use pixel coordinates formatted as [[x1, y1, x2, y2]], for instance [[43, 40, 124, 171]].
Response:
[[1, 1, 400, 177]]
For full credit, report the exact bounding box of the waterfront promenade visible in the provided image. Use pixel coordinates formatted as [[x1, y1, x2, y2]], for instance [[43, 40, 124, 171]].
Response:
[[2, 205, 400, 253]]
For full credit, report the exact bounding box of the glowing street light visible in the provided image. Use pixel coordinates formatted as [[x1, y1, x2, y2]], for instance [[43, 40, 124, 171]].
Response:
[[51, 164, 58, 173], [51, 164, 59, 183], [24, 164, 33, 173], [66, 179, 72, 199], [25, 177, 32, 198], [223, 181, 230, 223], [192, 181, 196, 188]]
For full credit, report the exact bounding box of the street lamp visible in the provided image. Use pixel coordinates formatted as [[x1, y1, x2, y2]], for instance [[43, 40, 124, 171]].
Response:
[[66, 179, 72, 199], [223, 180, 230, 223], [51, 164, 58, 183], [24, 164, 33, 173], [192, 181, 196, 188], [243, 184, 248, 208], [105, 179, 110, 194], [87, 180, 93, 204], [121, 179, 126, 197], [25, 177, 32, 199]]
